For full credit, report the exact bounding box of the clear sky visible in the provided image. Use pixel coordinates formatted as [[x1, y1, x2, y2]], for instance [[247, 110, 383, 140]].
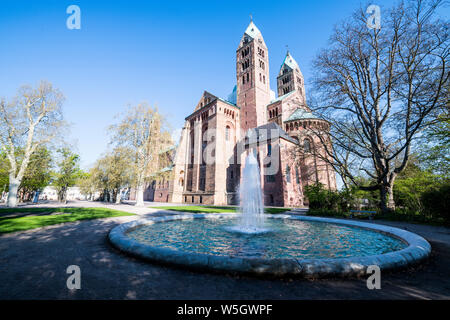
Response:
[[1, 0, 448, 169]]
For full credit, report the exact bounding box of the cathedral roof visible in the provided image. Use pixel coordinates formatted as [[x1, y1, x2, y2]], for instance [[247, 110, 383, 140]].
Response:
[[238, 21, 265, 49], [218, 97, 238, 107], [149, 164, 174, 177], [186, 91, 238, 120], [267, 91, 295, 106], [286, 108, 318, 122], [244, 21, 262, 39], [249, 122, 298, 144], [278, 51, 301, 76]]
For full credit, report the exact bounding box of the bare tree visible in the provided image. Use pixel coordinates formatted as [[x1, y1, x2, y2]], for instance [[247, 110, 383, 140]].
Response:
[[109, 103, 172, 206], [0, 81, 66, 207], [307, 0, 449, 213]]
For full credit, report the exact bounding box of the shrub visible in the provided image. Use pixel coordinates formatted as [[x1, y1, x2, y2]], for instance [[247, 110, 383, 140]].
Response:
[[304, 178, 449, 226], [304, 183, 356, 212], [421, 182, 450, 225]]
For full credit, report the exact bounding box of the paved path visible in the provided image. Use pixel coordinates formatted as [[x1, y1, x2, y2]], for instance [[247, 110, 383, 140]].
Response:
[[0, 201, 449, 299]]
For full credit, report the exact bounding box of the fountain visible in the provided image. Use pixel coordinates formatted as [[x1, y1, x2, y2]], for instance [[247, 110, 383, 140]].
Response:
[[227, 152, 268, 234], [109, 151, 431, 277]]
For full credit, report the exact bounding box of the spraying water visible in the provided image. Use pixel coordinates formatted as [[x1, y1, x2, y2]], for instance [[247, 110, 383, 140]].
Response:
[[228, 152, 268, 234]]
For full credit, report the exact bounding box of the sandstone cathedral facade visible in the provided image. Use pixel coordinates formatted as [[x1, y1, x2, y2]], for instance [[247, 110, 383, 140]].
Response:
[[140, 21, 336, 207]]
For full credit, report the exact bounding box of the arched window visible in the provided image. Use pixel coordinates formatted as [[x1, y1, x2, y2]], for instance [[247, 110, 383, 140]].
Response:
[[225, 126, 230, 141], [304, 139, 311, 153], [286, 165, 291, 183]]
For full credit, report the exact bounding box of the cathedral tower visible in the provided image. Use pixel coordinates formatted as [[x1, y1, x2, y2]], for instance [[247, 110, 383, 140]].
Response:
[[277, 50, 306, 104], [236, 21, 271, 132]]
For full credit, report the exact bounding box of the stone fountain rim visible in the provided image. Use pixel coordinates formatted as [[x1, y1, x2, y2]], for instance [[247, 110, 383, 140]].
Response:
[[108, 213, 431, 278]]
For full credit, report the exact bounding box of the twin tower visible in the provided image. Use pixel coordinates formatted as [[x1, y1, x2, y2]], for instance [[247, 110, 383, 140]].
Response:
[[235, 21, 307, 132], [164, 20, 335, 207]]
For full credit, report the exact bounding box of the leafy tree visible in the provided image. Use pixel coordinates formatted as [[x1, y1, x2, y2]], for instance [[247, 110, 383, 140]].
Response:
[[418, 113, 450, 176], [304, 183, 356, 211], [53, 148, 82, 203], [0, 147, 52, 202], [0, 152, 8, 196], [392, 155, 449, 222], [0, 81, 66, 207], [393, 158, 438, 212], [19, 146, 52, 201], [421, 182, 450, 224], [77, 172, 96, 201], [85, 148, 132, 203], [105, 147, 132, 203], [109, 103, 172, 206]]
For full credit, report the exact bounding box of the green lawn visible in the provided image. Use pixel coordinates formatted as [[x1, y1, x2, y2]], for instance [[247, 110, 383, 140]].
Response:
[[0, 207, 135, 234], [149, 205, 291, 214]]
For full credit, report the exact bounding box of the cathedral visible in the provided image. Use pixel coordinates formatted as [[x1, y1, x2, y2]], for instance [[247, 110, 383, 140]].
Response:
[[141, 21, 336, 207]]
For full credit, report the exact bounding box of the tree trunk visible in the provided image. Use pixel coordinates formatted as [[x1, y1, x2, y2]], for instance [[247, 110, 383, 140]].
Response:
[[115, 189, 121, 204], [135, 184, 145, 207], [388, 185, 396, 210], [6, 176, 20, 207], [380, 183, 396, 214], [59, 186, 68, 204]]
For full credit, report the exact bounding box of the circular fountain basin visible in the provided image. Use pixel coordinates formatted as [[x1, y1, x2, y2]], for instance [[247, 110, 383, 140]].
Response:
[[108, 213, 431, 277]]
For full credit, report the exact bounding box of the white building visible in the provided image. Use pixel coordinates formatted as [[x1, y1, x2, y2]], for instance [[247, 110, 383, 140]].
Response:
[[39, 186, 87, 201]]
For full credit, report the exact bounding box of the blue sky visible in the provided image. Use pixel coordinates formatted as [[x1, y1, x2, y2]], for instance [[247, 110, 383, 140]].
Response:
[[1, 0, 448, 168]]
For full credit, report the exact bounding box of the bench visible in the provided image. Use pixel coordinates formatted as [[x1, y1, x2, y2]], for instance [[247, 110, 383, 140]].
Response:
[[349, 210, 377, 220]]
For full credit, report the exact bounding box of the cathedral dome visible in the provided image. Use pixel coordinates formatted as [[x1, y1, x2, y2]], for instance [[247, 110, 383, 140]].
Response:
[[226, 85, 237, 105]]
